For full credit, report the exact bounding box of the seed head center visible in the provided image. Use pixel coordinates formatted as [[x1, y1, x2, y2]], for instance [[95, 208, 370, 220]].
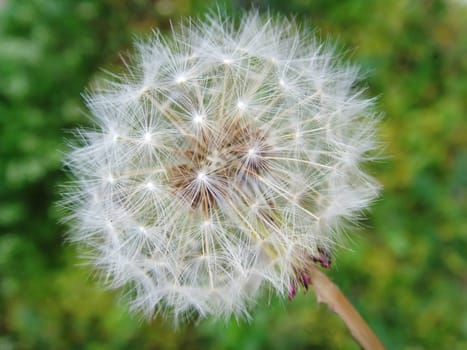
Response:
[[169, 121, 273, 213]]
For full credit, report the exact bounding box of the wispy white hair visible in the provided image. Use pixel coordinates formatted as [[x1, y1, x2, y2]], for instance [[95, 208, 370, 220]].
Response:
[[63, 12, 380, 322]]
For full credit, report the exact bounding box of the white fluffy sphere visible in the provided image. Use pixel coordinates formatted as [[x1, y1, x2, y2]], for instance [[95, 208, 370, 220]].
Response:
[[63, 12, 380, 321]]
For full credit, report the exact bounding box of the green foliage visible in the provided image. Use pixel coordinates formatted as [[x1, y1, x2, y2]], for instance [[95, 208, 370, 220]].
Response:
[[1, 0, 465, 349]]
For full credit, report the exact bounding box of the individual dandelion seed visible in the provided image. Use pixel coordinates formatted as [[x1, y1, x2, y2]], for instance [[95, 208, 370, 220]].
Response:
[[62, 12, 381, 322]]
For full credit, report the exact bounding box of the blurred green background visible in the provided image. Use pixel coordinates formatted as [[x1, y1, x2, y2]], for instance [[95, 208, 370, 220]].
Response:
[[1, 0, 466, 349]]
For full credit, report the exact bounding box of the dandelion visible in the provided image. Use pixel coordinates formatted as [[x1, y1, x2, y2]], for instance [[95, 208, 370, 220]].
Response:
[[63, 12, 380, 324]]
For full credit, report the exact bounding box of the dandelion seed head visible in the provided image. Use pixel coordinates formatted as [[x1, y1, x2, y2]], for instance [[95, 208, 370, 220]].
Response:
[[237, 100, 246, 110], [106, 175, 115, 184], [193, 113, 205, 125], [143, 132, 152, 143], [175, 74, 186, 84], [222, 57, 233, 65], [63, 12, 380, 322]]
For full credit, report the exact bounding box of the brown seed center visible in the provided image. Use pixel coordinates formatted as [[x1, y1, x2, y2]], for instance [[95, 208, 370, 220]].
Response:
[[169, 121, 272, 213]]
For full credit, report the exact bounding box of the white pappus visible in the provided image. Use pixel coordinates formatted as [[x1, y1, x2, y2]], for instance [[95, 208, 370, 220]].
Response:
[[62, 12, 381, 322]]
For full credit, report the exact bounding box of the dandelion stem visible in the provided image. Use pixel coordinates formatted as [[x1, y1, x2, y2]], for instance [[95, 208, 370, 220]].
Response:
[[306, 264, 385, 350]]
